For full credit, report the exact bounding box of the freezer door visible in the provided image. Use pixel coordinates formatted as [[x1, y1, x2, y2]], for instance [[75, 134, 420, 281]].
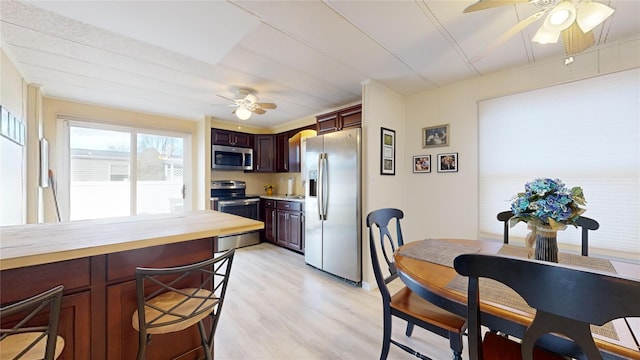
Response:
[[304, 135, 323, 269], [321, 128, 361, 282]]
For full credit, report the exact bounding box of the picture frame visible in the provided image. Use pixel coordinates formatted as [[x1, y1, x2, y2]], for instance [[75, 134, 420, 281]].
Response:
[[437, 152, 458, 173], [412, 155, 431, 173], [380, 127, 395, 175], [422, 124, 449, 148]]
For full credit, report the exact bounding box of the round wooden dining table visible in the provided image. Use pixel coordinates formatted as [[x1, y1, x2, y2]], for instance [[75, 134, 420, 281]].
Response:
[[394, 238, 640, 360]]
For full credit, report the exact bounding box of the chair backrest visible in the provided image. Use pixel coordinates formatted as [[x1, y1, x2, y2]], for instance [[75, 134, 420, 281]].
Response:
[[454, 253, 640, 360], [0, 285, 65, 360], [366, 208, 405, 300], [497, 211, 599, 256], [134, 248, 235, 336]]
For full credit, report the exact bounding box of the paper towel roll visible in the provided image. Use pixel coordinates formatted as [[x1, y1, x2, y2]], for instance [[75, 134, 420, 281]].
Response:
[[287, 178, 294, 196]]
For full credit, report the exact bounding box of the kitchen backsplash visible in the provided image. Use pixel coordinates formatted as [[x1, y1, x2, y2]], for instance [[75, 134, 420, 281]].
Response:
[[210, 171, 304, 196]]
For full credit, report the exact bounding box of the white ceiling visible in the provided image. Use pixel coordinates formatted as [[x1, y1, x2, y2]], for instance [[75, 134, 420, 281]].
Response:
[[2, 0, 639, 128]]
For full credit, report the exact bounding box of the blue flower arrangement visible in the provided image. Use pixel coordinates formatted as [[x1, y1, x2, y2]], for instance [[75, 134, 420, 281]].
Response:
[[510, 178, 587, 230]]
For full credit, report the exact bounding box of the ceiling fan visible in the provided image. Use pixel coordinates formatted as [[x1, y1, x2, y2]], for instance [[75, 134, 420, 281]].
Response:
[[217, 88, 277, 120], [464, 0, 615, 63]]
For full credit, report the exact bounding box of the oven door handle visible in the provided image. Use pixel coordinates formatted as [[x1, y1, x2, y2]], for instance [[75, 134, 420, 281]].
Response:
[[217, 198, 261, 207]]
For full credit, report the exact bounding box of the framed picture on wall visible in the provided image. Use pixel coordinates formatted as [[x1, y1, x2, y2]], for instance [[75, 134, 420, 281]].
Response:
[[413, 155, 431, 173], [422, 124, 449, 148], [437, 152, 458, 173], [380, 127, 395, 175]]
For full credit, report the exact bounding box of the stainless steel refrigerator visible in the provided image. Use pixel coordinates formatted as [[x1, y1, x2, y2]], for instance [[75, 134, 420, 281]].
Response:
[[304, 128, 361, 283]]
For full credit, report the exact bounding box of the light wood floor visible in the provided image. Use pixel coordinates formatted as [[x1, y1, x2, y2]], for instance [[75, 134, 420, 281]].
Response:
[[216, 243, 467, 360]]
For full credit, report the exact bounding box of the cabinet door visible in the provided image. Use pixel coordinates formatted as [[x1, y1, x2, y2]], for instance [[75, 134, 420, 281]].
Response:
[[287, 211, 303, 252], [287, 132, 302, 173], [275, 210, 288, 247], [265, 206, 276, 243], [254, 135, 274, 172], [275, 133, 289, 172], [211, 129, 234, 146], [340, 106, 362, 130], [232, 132, 253, 148], [107, 280, 205, 360], [316, 112, 339, 135], [211, 129, 253, 148]]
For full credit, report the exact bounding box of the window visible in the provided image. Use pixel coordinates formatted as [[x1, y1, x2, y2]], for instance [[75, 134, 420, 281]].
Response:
[[478, 68, 639, 260], [61, 120, 191, 221]]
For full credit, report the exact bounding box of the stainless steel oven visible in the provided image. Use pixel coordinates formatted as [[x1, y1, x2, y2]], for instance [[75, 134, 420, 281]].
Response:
[[210, 180, 260, 252]]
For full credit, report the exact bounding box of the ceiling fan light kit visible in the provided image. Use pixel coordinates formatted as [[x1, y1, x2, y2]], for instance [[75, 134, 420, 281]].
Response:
[[576, 1, 615, 33], [533, 25, 561, 44], [216, 88, 277, 121], [545, 1, 576, 30], [464, 0, 615, 59], [235, 107, 252, 120]]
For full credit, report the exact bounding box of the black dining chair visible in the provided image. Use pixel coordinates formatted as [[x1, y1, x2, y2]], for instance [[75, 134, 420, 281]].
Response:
[[454, 253, 640, 360], [367, 208, 467, 360], [132, 249, 235, 360], [497, 210, 599, 256], [0, 285, 65, 360]]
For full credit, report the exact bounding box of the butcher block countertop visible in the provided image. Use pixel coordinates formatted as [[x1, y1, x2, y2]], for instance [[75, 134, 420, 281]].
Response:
[[0, 210, 263, 271]]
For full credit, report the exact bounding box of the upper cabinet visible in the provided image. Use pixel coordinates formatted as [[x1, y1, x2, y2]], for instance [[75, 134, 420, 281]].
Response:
[[211, 129, 254, 148], [254, 135, 274, 172], [316, 104, 362, 135], [275, 133, 290, 172]]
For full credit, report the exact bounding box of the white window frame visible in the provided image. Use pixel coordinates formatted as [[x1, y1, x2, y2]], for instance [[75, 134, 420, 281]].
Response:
[[57, 118, 192, 220]]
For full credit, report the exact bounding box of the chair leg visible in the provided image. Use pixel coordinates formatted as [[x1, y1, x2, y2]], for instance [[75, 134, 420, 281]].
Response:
[[198, 321, 213, 360], [380, 311, 392, 360], [448, 331, 463, 360], [405, 321, 415, 337], [137, 333, 150, 360]]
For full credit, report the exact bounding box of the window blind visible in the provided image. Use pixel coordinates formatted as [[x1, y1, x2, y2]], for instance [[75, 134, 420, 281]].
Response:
[[478, 68, 639, 259]]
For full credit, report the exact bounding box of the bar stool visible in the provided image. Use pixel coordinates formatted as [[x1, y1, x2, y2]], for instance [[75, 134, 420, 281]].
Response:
[[0, 285, 65, 360], [132, 249, 235, 360]]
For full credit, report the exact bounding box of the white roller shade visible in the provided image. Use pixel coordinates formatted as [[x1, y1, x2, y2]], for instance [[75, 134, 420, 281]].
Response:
[[479, 68, 639, 259]]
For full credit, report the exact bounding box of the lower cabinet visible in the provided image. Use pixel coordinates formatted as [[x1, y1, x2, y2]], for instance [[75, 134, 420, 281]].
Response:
[[0, 258, 92, 359], [263, 199, 277, 243], [262, 199, 304, 253], [0, 238, 215, 360]]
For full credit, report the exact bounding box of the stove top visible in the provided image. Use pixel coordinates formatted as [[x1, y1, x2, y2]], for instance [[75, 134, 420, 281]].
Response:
[[211, 180, 260, 200]]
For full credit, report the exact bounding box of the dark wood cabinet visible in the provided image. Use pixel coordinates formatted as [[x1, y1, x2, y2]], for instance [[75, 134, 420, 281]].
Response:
[[254, 135, 274, 172], [275, 201, 304, 253], [286, 131, 302, 173], [0, 258, 92, 360], [275, 133, 289, 172], [211, 128, 253, 148], [260, 199, 304, 252], [316, 104, 362, 135], [0, 239, 215, 360], [263, 199, 277, 243]]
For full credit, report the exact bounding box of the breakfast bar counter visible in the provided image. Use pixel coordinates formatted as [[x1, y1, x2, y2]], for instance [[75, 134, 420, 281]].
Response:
[[0, 210, 263, 359]]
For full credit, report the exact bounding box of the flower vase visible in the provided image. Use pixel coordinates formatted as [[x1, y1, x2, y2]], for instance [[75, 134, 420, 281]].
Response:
[[266, 188, 273, 195], [534, 225, 559, 263], [524, 222, 537, 259]]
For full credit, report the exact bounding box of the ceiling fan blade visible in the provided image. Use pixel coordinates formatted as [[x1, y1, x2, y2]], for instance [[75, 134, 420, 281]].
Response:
[[251, 108, 267, 115], [463, 0, 529, 13], [256, 102, 277, 109], [217, 94, 237, 102], [469, 10, 546, 63], [562, 22, 595, 56]]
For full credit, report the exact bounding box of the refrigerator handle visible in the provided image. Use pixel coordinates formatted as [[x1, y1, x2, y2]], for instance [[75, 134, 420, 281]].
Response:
[[318, 153, 328, 220]]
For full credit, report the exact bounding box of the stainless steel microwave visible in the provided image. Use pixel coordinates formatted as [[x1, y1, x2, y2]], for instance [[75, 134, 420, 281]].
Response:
[[212, 145, 253, 171]]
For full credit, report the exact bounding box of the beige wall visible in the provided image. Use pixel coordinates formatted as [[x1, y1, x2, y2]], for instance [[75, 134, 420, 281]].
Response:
[[361, 80, 406, 289], [402, 36, 640, 246]]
